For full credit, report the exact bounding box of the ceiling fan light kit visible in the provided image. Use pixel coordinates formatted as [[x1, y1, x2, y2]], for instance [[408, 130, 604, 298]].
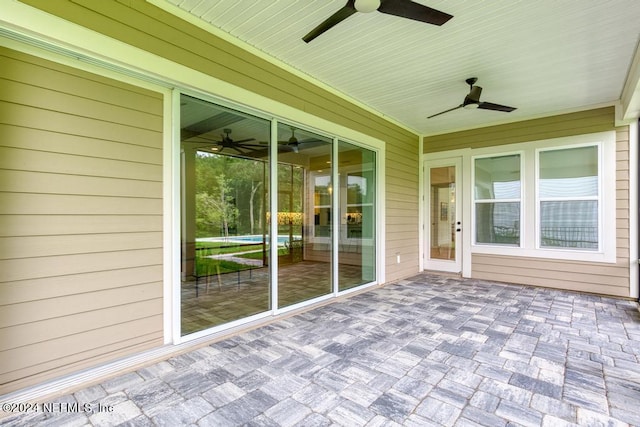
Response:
[[303, 0, 453, 43]]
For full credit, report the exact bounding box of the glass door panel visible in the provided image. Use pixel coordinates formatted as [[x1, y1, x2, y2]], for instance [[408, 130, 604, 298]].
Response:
[[430, 166, 456, 261], [426, 159, 461, 273], [338, 141, 376, 291], [180, 94, 271, 335], [277, 124, 333, 308]]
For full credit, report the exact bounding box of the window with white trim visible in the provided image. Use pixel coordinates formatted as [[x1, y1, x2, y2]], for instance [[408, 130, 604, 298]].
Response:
[[537, 144, 600, 250], [468, 132, 616, 263], [473, 153, 522, 246]]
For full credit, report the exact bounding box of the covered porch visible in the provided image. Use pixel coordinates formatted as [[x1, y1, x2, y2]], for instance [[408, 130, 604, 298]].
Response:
[[3, 273, 639, 426]]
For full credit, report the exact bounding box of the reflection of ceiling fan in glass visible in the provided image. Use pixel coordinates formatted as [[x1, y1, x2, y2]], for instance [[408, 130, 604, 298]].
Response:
[[182, 128, 268, 156], [182, 128, 265, 155], [283, 127, 302, 153], [277, 127, 327, 153], [214, 127, 316, 155], [212, 128, 264, 154], [183, 126, 328, 157], [255, 127, 326, 154]]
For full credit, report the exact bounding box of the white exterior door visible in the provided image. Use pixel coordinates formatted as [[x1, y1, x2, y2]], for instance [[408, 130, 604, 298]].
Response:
[[425, 158, 462, 273]]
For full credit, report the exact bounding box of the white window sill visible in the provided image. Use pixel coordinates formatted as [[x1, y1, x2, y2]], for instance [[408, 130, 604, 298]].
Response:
[[471, 244, 616, 264]]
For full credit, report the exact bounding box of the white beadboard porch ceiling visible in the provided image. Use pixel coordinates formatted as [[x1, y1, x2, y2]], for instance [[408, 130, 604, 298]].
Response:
[[161, 0, 640, 136]]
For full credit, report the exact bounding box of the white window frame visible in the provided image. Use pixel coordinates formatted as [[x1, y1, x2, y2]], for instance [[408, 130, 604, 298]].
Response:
[[472, 151, 525, 248], [535, 142, 602, 253], [470, 131, 616, 263]]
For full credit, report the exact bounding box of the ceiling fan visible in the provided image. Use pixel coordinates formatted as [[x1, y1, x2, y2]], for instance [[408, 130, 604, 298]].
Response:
[[303, 0, 453, 43], [427, 77, 517, 119]]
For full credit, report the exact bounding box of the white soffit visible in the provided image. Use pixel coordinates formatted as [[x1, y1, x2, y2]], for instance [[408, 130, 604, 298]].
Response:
[[163, 0, 640, 135]]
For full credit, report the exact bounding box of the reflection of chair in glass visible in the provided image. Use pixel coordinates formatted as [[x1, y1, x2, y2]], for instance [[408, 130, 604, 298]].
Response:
[[340, 228, 362, 253], [194, 254, 222, 297]]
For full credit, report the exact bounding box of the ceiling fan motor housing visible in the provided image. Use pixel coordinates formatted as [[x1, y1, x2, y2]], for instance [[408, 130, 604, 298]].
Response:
[[464, 86, 483, 108]]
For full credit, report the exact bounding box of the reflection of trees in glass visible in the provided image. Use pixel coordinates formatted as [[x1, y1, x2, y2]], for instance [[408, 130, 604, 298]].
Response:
[[314, 175, 331, 206], [228, 159, 266, 236], [315, 185, 330, 203], [278, 165, 304, 211], [196, 173, 237, 238], [347, 172, 373, 205], [195, 152, 266, 237], [347, 183, 364, 205]]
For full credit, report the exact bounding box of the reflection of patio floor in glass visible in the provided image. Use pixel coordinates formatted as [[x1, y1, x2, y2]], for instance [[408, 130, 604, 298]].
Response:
[[181, 262, 366, 335]]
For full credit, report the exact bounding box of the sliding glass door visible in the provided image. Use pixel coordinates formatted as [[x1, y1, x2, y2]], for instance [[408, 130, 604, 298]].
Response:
[[179, 93, 378, 336]]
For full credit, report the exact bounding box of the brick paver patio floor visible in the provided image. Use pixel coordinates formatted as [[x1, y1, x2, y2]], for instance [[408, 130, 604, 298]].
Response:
[[2, 273, 640, 426]]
